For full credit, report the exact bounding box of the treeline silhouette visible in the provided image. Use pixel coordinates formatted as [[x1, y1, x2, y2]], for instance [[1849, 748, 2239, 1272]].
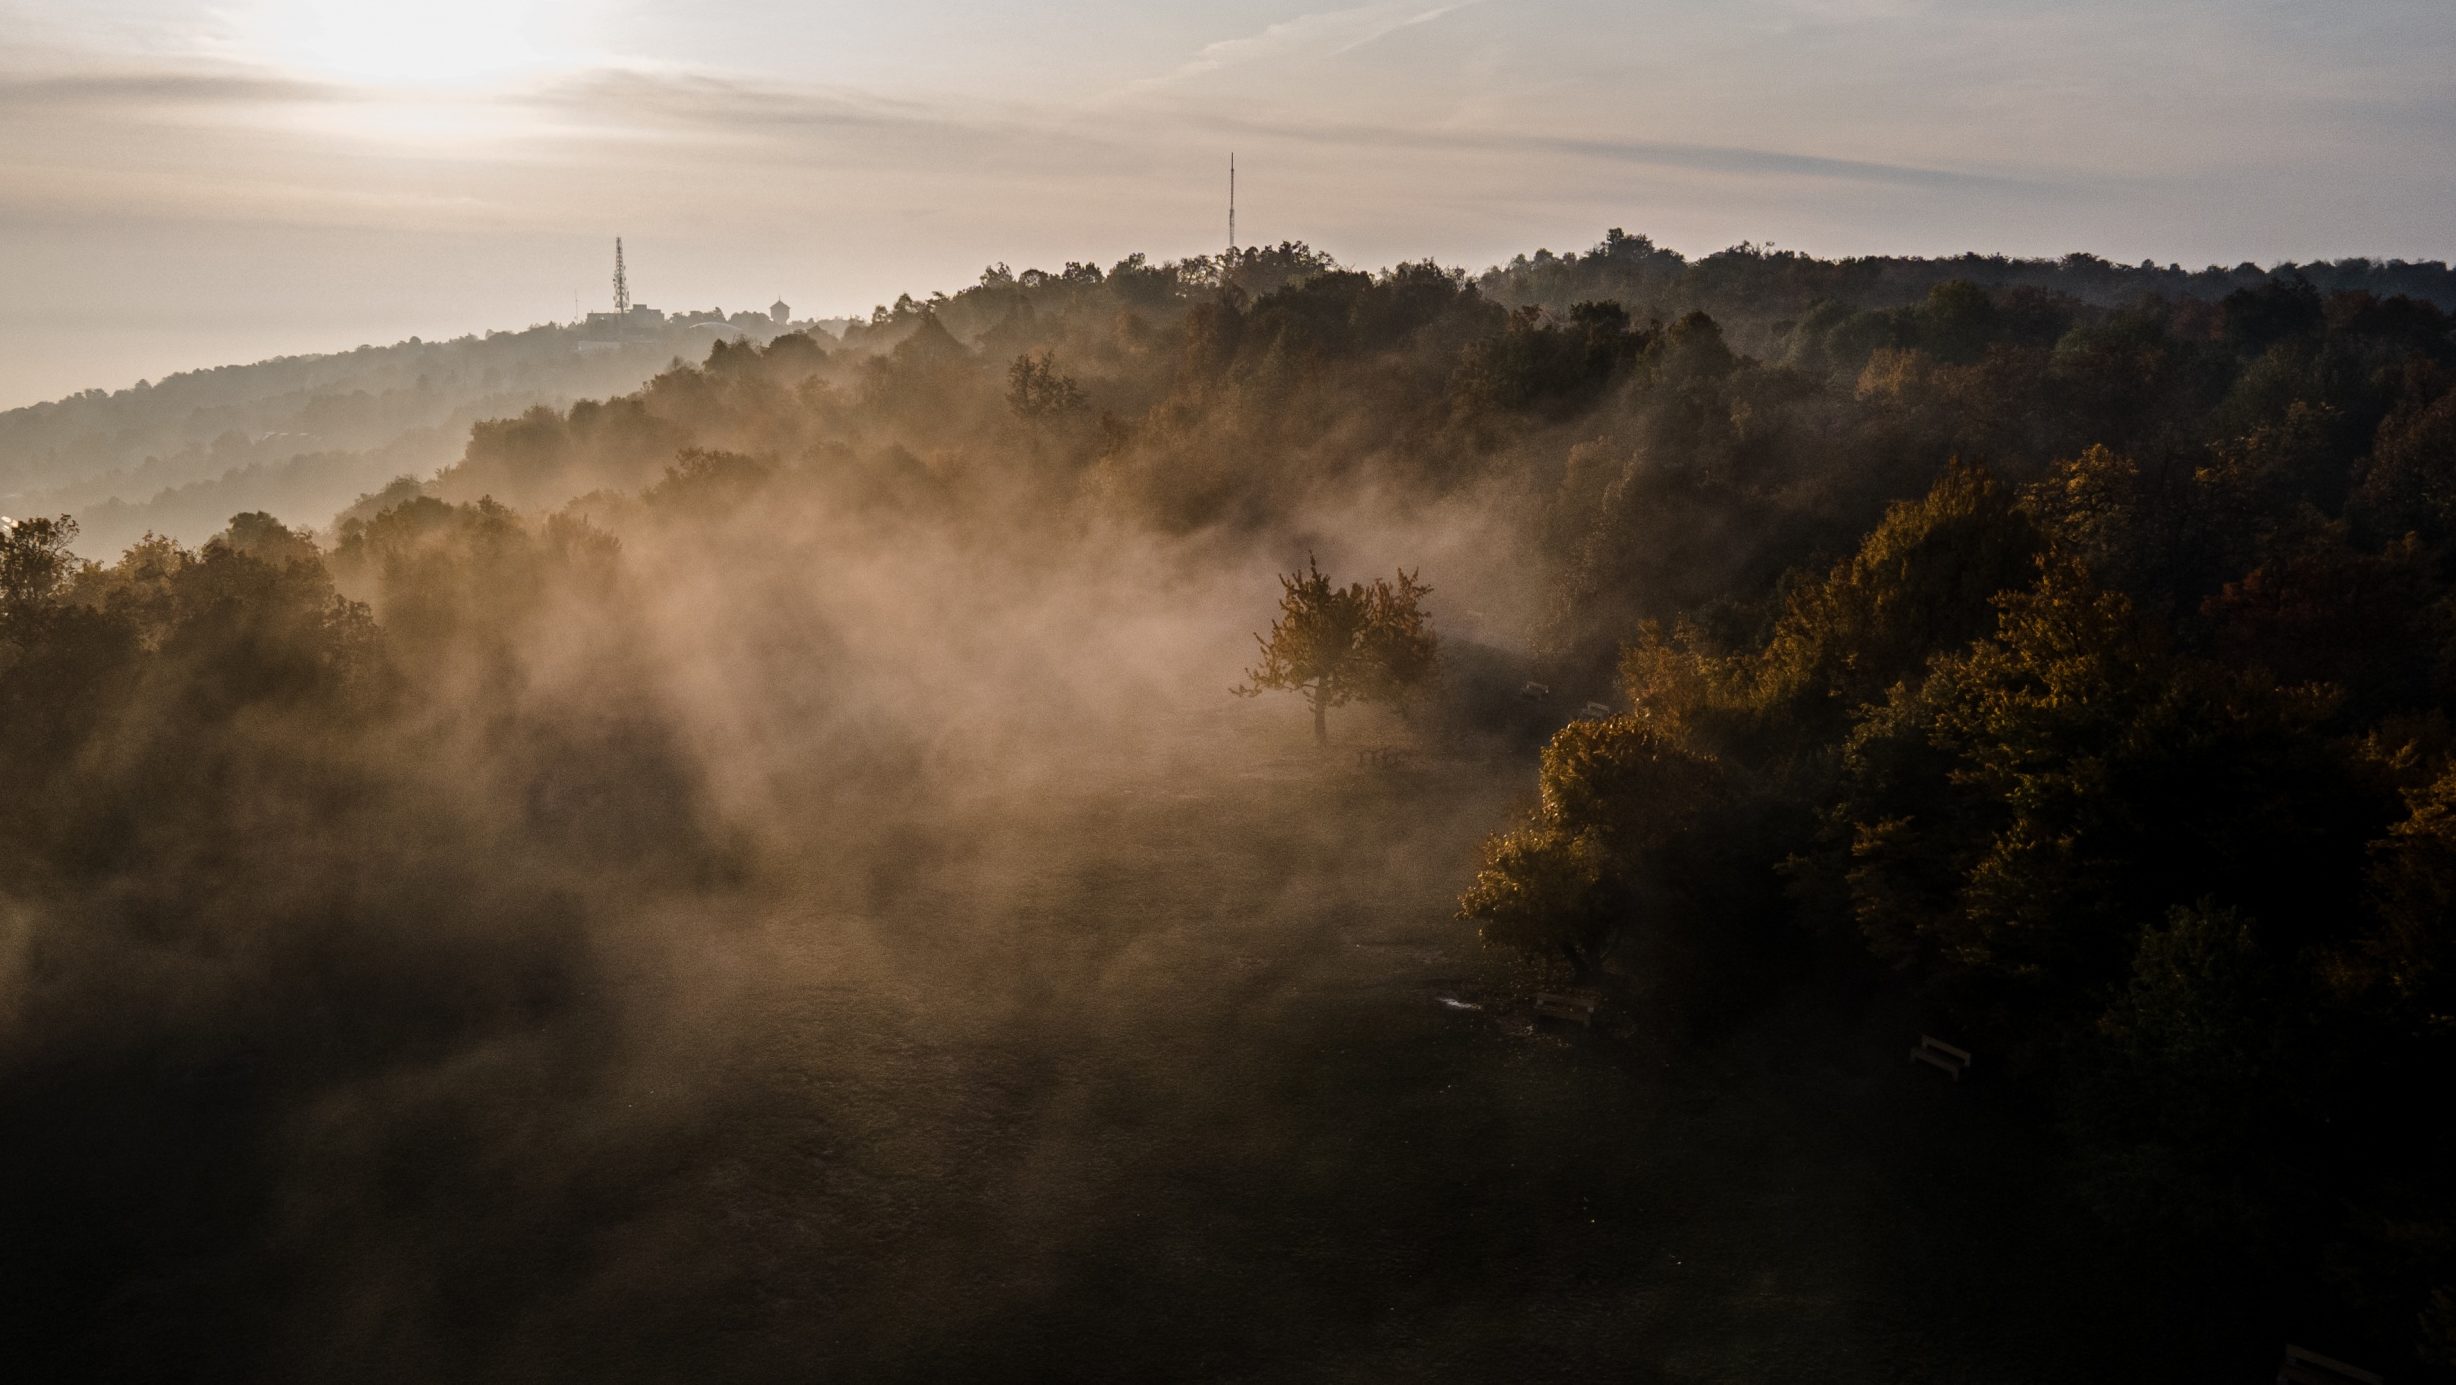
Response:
[[4, 231, 2455, 1377]]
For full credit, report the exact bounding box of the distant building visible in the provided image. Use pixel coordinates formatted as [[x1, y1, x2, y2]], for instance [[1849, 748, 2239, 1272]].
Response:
[[578, 302, 669, 352], [771, 299, 791, 325], [582, 238, 668, 347], [583, 306, 666, 331]]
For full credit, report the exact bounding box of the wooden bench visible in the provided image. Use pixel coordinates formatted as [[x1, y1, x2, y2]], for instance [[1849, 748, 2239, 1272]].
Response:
[[1354, 746, 1412, 769], [1534, 990, 1600, 1026], [2276, 1345, 2384, 1385], [1519, 680, 1551, 702], [1909, 1034, 1972, 1081], [1580, 701, 1613, 720]]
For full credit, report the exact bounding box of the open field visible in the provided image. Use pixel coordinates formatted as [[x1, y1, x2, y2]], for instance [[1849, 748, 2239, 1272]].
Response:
[[23, 730, 2227, 1382]]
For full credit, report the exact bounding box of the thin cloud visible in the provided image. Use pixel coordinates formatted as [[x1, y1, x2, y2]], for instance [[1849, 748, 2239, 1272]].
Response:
[[0, 68, 346, 108], [1211, 114, 2064, 194], [529, 68, 949, 136], [496, 68, 1144, 183], [1122, 0, 1485, 95], [1328, 0, 1482, 55], [1517, 131, 2052, 193]]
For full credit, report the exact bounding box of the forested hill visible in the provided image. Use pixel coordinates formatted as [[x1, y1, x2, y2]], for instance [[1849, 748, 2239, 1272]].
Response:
[[0, 314, 830, 554], [1480, 231, 2456, 350], [9, 230, 2456, 1376], [388, 232, 2456, 684], [11, 231, 2448, 561]]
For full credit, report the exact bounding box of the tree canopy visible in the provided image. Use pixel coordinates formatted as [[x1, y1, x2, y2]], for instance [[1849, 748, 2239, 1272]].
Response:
[[1235, 557, 1437, 744]]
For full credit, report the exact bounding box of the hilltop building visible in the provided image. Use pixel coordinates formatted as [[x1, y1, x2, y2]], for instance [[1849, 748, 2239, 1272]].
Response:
[[571, 241, 789, 350], [577, 303, 667, 353], [577, 238, 667, 350], [583, 304, 668, 331]]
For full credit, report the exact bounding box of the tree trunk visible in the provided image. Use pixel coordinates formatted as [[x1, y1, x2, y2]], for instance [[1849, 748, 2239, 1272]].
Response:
[[1311, 693, 1328, 746]]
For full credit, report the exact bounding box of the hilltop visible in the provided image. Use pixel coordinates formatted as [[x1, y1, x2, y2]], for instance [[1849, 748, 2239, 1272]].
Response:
[[9, 233, 2448, 561], [0, 311, 848, 555]]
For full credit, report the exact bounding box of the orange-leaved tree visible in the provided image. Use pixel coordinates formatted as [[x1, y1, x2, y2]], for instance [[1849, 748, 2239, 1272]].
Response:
[[1235, 556, 1436, 745]]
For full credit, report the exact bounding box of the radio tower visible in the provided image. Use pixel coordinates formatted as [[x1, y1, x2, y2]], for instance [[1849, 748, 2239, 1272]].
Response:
[[1227, 154, 1237, 256], [613, 238, 631, 315]]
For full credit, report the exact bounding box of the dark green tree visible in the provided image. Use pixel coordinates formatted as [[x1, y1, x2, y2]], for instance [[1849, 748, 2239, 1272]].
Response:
[[2069, 901, 2295, 1240]]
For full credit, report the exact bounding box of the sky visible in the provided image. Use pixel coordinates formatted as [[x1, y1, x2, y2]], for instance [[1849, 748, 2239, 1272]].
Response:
[[1, 0, 2451, 409]]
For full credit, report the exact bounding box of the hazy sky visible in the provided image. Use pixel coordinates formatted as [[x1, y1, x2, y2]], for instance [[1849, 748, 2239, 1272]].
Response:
[[2, 0, 2451, 408]]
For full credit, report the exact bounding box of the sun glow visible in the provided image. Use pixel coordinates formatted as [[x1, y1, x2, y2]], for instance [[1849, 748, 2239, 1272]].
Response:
[[240, 0, 587, 91]]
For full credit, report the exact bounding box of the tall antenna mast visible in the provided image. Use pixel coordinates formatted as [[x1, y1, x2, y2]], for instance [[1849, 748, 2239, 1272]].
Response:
[[1227, 153, 1237, 256], [613, 238, 631, 314]]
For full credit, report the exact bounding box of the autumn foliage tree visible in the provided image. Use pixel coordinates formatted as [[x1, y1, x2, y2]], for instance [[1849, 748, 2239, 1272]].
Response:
[[1235, 556, 1436, 745], [1833, 554, 2368, 1010], [1460, 717, 1728, 981], [0, 513, 81, 626]]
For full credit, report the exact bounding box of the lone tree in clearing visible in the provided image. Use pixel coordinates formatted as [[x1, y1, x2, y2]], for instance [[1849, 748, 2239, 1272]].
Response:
[[1235, 556, 1437, 745]]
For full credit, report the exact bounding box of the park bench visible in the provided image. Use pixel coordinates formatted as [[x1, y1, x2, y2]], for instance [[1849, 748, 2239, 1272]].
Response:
[[1580, 701, 1613, 720], [1909, 1034, 1972, 1081], [2276, 1345, 2383, 1385], [1533, 990, 1600, 1026], [1519, 680, 1551, 702], [1354, 746, 1412, 769]]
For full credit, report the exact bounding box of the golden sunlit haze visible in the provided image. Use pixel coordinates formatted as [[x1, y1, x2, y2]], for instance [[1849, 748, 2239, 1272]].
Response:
[[232, 0, 595, 90]]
